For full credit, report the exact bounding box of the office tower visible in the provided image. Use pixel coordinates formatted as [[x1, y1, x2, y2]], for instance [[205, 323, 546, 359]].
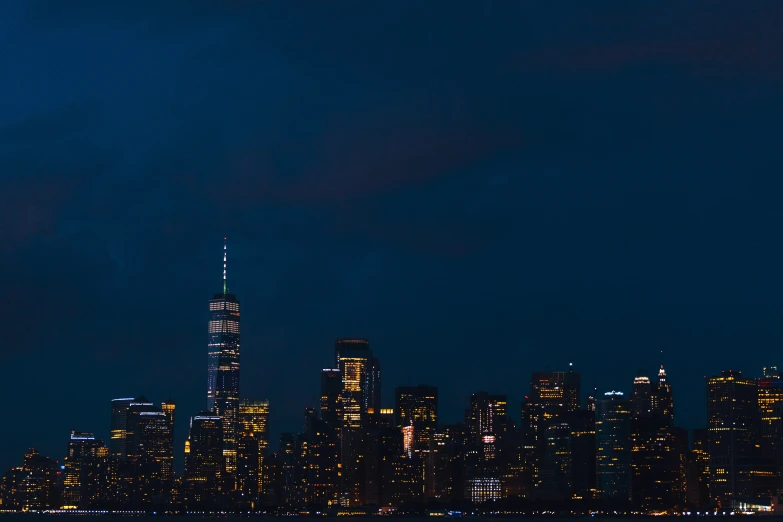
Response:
[[706, 370, 759, 504], [523, 367, 580, 491], [631, 418, 688, 510], [237, 434, 262, 507], [334, 338, 374, 506], [207, 239, 241, 481], [184, 412, 225, 507], [63, 431, 108, 509], [237, 400, 270, 504], [320, 369, 341, 427], [278, 433, 297, 509], [239, 400, 270, 455], [757, 371, 783, 487], [319, 370, 341, 506], [468, 392, 508, 465], [538, 422, 573, 499], [468, 392, 508, 443], [395, 386, 438, 450], [652, 365, 674, 425], [126, 403, 174, 505], [369, 357, 382, 413], [691, 428, 711, 507], [569, 409, 597, 500], [110, 398, 135, 458], [596, 391, 632, 502], [334, 338, 372, 429], [631, 372, 653, 419]]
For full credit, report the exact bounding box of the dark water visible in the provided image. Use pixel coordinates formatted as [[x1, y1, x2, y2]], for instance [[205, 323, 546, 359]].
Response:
[[0, 513, 672, 522]]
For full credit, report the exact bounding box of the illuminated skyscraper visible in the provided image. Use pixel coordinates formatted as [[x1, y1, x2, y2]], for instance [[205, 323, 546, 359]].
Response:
[[207, 239, 241, 481], [237, 399, 270, 505], [707, 370, 759, 503], [334, 338, 376, 506], [184, 412, 225, 507], [596, 391, 632, 501], [239, 400, 270, 453], [395, 385, 438, 450]]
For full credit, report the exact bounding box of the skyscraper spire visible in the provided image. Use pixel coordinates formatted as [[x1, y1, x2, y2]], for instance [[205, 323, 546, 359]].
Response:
[[223, 237, 227, 295]]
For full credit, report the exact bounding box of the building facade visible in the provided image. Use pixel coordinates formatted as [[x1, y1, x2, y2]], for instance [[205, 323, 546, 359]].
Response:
[[207, 239, 241, 481]]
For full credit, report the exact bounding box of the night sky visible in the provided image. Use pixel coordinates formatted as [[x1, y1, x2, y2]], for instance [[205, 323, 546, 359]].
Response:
[[2, 1, 783, 473]]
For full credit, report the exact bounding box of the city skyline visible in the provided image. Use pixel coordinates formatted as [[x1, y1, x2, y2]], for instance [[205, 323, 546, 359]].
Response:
[[3, 0, 783, 495]]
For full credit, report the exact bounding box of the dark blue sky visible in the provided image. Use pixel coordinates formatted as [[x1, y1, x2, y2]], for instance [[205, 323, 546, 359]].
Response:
[[2, 1, 783, 472]]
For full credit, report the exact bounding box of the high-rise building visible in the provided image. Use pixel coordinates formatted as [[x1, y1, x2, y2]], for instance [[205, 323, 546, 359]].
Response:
[[334, 338, 374, 506], [126, 403, 174, 505], [596, 391, 632, 502], [757, 370, 783, 488], [184, 412, 225, 507], [320, 369, 341, 428], [652, 365, 674, 425], [523, 367, 581, 490], [318, 369, 341, 506], [63, 431, 108, 509], [369, 357, 382, 414], [707, 370, 759, 504], [395, 386, 438, 450], [569, 409, 597, 501], [631, 372, 653, 420], [207, 239, 241, 481], [239, 400, 270, 455], [237, 399, 270, 506], [110, 398, 135, 458], [691, 428, 710, 507], [335, 339, 372, 430]]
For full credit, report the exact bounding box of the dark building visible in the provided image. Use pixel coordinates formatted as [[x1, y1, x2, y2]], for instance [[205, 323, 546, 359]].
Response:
[[596, 391, 632, 502], [207, 239, 241, 482], [319, 369, 341, 507], [757, 371, 783, 492], [631, 372, 654, 419], [110, 398, 135, 458], [184, 412, 225, 507], [707, 370, 759, 504], [126, 403, 174, 505], [631, 419, 688, 510], [631, 366, 686, 510], [691, 428, 710, 507], [652, 365, 674, 425], [320, 369, 341, 428], [369, 357, 382, 414], [569, 409, 597, 501]]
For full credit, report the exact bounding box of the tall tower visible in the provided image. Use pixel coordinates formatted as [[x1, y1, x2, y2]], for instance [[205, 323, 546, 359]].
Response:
[[207, 238, 241, 482], [707, 370, 759, 503], [653, 365, 674, 425], [596, 391, 632, 501]]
